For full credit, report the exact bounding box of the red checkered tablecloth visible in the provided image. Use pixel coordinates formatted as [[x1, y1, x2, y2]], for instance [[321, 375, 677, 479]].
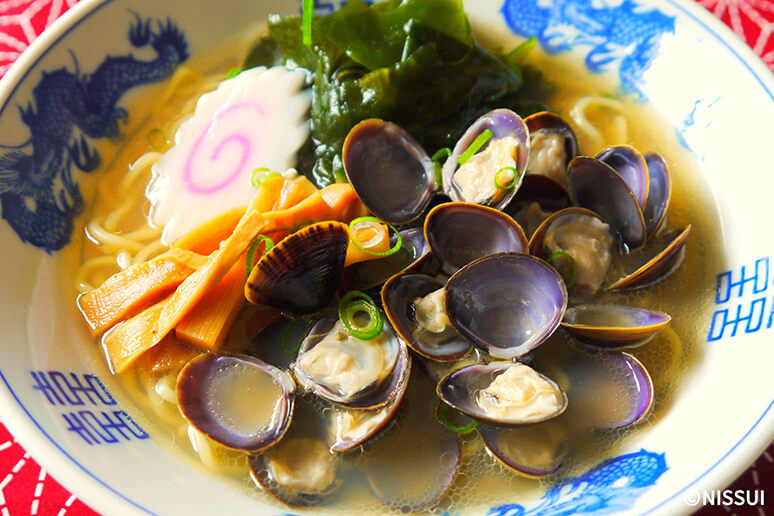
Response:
[[0, 1, 772, 514]]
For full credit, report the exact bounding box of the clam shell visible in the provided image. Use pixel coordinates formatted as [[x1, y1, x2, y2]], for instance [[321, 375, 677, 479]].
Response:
[[537, 348, 654, 430], [436, 362, 568, 426], [293, 317, 410, 410], [561, 304, 671, 349], [479, 418, 568, 477], [567, 156, 647, 249], [442, 109, 529, 210], [606, 225, 691, 291], [245, 221, 349, 314], [176, 354, 295, 452], [595, 145, 650, 210], [343, 119, 435, 224], [643, 152, 672, 237], [382, 273, 472, 362], [363, 366, 460, 512], [445, 253, 567, 359], [424, 202, 528, 274], [503, 173, 570, 218]]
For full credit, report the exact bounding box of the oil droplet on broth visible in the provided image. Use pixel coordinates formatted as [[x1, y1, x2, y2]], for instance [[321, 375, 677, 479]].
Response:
[[206, 362, 282, 437]]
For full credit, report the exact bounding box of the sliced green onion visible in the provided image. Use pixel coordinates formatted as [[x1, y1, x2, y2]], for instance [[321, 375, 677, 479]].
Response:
[[547, 251, 577, 286], [432, 148, 452, 188], [494, 166, 518, 190], [251, 167, 280, 189], [438, 403, 478, 434], [245, 235, 274, 276], [226, 68, 241, 79], [338, 291, 383, 340], [302, 0, 313, 47], [457, 129, 493, 165], [348, 216, 402, 257], [147, 128, 167, 151]]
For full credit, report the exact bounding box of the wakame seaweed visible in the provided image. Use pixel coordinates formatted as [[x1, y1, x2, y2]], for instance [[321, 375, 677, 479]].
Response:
[[262, 0, 539, 187]]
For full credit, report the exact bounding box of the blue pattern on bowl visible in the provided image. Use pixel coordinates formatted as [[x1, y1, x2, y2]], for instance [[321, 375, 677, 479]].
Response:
[[501, 0, 675, 99], [488, 449, 668, 516], [0, 14, 188, 252]]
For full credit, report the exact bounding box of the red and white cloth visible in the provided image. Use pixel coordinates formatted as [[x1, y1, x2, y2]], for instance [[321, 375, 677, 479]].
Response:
[[0, 0, 772, 514]]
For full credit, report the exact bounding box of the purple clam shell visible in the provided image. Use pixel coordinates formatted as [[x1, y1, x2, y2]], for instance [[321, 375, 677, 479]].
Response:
[[568, 157, 647, 249], [442, 109, 530, 210], [445, 253, 567, 359], [550, 350, 654, 430], [643, 152, 672, 237], [606, 225, 691, 291], [479, 419, 568, 477], [596, 145, 650, 210], [343, 119, 435, 224], [177, 354, 295, 452], [424, 202, 528, 274], [382, 273, 472, 362], [245, 221, 349, 315], [293, 317, 410, 410], [527, 207, 610, 257], [561, 304, 671, 349]]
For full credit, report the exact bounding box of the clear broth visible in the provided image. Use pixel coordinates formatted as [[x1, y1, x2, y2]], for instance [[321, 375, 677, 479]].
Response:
[[58, 27, 725, 515]]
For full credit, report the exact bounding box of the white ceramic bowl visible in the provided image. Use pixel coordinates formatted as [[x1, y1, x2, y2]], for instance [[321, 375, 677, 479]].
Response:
[[0, 0, 772, 514]]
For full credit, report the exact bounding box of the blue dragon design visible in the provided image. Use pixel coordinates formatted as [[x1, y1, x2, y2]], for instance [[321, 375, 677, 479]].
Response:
[[488, 449, 668, 516], [0, 14, 188, 252], [501, 0, 675, 98]]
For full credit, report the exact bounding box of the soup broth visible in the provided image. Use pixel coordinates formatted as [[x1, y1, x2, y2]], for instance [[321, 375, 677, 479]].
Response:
[[59, 23, 724, 515]]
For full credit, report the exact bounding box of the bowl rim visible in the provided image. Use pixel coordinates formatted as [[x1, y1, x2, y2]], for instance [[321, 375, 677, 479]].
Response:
[[0, 0, 772, 515]]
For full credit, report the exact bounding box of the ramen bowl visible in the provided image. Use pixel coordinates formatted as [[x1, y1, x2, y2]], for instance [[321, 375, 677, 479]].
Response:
[[0, 0, 772, 514]]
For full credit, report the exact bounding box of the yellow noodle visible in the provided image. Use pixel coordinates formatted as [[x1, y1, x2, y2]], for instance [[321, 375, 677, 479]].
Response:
[[132, 239, 169, 265], [75, 255, 122, 293], [152, 66, 203, 113], [86, 219, 147, 253], [569, 95, 628, 150]]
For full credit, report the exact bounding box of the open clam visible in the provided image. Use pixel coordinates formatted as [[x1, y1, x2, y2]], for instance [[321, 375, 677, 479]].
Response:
[[424, 202, 528, 274], [528, 207, 614, 294], [176, 354, 295, 452], [293, 317, 410, 409], [595, 145, 649, 209], [445, 253, 567, 359], [524, 111, 577, 186], [442, 109, 529, 209], [436, 362, 567, 426], [343, 119, 435, 224], [643, 152, 672, 237], [562, 304, 671, 349], [382, 273, 472, 362]]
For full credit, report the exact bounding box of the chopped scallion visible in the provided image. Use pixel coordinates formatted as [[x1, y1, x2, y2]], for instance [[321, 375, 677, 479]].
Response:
[[494, 166, 518, 190], [338, 290, 383, 340], [251, 167, 280, 189], [226, 68, 241, 79], [438, 402, 478, 434], [348, 216, 402, 257], [245, 235, 274, 276], [432, 147, 452, 188], [302, 0, 313, 47], [547, 251, 577, 286], [457, 129, 493, 165]]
